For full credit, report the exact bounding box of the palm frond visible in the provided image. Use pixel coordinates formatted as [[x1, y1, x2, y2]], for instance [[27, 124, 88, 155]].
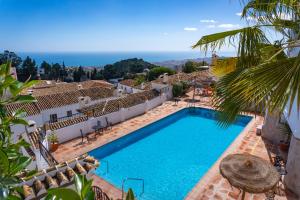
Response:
[[214, 55, 300, 126], [211, 57, 238, 77], [193, 26, 269, 68]]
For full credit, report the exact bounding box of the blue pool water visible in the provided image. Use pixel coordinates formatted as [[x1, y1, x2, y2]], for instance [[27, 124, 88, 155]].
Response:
[[89, 108, 252, 200]]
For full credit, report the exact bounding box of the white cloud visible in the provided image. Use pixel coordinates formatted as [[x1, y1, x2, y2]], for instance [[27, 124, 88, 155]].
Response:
[[200, 19, 217, 23], [184, 27, 198, 31], [218, 24, 240, 29], [163, 32, 168, 36], [236, 12, 242, 16], [207, 24, 216, 28]]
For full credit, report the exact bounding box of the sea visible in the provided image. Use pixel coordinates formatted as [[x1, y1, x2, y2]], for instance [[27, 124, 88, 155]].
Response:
[[17, 51, 234, 67]]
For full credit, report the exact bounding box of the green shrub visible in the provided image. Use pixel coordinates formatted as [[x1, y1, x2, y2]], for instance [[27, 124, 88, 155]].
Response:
[[182, 61, 197, 73], [172, 83, 183, 97], [148, 67, 175, 81], [172, 81, 190, 97]]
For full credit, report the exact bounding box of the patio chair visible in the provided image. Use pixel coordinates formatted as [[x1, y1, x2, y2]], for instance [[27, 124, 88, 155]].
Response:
[[79, 129, 85, 145], [80, 129, 92, 143], [95, 121, 104, 135], [105, 117, 112, 130]]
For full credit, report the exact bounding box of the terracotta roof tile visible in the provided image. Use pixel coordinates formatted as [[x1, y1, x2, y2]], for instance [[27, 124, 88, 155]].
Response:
[[22, 80, 113, 97], [6, 86, 114, 116], [120, 79, 152, 90], [5, 102, 41, 116], [80, 90, 159, 117], [46, 115, 88, 130], [152, 70, 212, 85], [19, 155, 100, 200]]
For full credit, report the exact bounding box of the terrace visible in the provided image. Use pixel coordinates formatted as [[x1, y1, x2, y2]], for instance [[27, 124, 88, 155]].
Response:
[[52, 91, 296, 200]]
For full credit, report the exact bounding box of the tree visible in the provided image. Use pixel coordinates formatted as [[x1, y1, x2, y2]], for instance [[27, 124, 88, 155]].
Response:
[[17, 56, 37, 82], [182, 61, 197, 73], [73, 66, 86, 82], [0, 50, 22, 68], [102, 58, 157, 80], [172, 81, 189, 97], [51, 63, 62, 80], [40, 61, 52, 79], [0, 62, 37, 199], [147, 67, 176, 81], [60, 62, 68, 81], [134, 75, 146, 86], [193, 0, 300, 125]]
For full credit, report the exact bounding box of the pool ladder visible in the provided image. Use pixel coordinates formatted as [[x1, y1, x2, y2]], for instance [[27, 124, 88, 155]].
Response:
[[121, 177, 145, 199]]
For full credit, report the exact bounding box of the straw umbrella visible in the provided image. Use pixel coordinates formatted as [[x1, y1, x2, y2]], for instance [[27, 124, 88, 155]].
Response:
[[220, 154, 280, 200]]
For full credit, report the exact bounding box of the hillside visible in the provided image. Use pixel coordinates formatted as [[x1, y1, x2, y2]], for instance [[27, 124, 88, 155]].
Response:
[[152, 57, 211, 69], [102, 58, 157, 79]]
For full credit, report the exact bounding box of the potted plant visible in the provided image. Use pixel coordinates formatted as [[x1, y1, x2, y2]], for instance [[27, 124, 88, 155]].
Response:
[[47, 131, 59, 152], [279, 123, 292, 152]]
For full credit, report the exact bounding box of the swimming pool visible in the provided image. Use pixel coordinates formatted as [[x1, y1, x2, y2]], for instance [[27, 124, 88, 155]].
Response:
[[89, 108, 252, 200]]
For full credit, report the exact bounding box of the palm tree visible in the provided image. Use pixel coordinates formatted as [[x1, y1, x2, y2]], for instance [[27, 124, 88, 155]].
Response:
[[193, 0, 300, 126]]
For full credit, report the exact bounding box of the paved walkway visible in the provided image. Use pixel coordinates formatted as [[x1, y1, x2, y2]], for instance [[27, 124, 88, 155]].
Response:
[[52, 93, 294, 200]]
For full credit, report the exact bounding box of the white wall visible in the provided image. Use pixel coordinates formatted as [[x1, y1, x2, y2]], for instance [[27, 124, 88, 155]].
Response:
[[41, 104, 80, 122], [117, 83, 142, 94], [284, 93, 300, 139], [53, 96, 164, 143], [11, 114, 43, 143], [151, 83, 173, 100]]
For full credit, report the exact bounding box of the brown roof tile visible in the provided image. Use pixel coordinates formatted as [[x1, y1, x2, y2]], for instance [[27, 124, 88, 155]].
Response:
[[22, 80, 113, 97], [5, 102, 41, 116], [46, 115, 88, 130], [80, 90, 159, 117], [152, 70, 212, 85]]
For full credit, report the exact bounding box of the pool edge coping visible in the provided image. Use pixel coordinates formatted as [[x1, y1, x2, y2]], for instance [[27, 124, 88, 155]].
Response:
[[88, 105, 256, 199], [184, 114, 258, 199]]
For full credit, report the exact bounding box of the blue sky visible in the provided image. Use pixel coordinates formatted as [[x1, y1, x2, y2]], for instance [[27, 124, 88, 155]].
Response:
[[0, 0, 245, 52]]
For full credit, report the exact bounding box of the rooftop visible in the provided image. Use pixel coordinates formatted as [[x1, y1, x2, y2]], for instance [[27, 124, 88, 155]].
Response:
[[23, 80, 114, 96], [5, 83, 115, 116], [152, 70, 213, 85]]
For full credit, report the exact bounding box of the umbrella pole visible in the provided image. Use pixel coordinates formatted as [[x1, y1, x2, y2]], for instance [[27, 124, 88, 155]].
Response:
[[241, 190, 246, 200]]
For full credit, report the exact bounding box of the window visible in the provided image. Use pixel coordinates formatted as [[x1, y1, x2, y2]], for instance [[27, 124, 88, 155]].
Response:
[[50, 114, 57, 123], [67, 110, 72, 117]]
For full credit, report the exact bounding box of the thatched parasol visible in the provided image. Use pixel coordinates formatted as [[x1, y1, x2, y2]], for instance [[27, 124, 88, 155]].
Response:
[[220, 153, 280, 200]]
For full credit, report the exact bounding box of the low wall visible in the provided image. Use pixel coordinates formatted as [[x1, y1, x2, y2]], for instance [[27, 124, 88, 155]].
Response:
[[53, 96, 164, 144]]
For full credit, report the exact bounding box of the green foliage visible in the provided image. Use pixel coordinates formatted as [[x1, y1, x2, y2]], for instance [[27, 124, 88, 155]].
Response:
[[73, 66, 86, 82], [102, 58, 156, 80], [0, 62, 37, 198], [172, 81, 189, 97], [126, 188, 135, 200], [182, 61, 197, 73], [46, 174, 95, 200], [91, 68, 104, 80], [17, 56, 37, 82], [40, 61, 69, 81], [147, 67, 175, 81], [134, 75, 146, 86], [172, 83, 183, 97], [193, 0, 300, 126], [47, 132, 58, 144], [0, 50, 22, 68]]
